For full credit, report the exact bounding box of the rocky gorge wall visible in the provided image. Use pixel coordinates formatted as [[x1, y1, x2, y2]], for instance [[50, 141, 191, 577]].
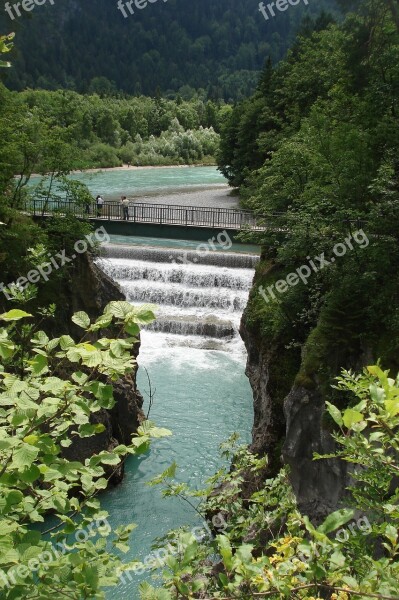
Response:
[[240, 317, 349, 519], [240, 257, 355, 520], [59, 252, 145, 484]]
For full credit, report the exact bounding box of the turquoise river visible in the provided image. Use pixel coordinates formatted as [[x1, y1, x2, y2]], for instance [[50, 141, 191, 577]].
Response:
[[86, 167, 256, 598], [29, 165, 227, 201]]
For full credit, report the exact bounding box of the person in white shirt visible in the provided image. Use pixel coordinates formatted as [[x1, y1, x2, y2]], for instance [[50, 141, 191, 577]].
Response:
[[96, 195, 104, 217], [121, 196, 129, 220]]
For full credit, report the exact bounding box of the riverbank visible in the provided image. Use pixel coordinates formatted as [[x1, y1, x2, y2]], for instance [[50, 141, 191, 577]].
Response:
[[29, 163, 218, 178], [136, 186, 239, 209], [88, 163, 217, 173], [28, 165, 231, 204]]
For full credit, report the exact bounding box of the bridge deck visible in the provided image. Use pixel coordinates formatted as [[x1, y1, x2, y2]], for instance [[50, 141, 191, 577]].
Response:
[[26, 199, 267, 231]]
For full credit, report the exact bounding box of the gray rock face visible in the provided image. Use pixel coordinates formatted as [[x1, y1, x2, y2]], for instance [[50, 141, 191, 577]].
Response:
[[239, 319, 285, 468], [282, 385, 347, 520], [240, 314, 348, 518], [246, 348, 283, 458]]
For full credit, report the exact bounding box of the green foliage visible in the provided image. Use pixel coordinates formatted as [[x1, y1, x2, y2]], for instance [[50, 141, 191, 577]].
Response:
[[0, 33, 14, 68], [144, 367, 399, 599], [2, 1, 339, 100], [323, 365, 399, 517], [115, 122, 220, 167], [0, 304, 171, 598], [218, 0, 399, 400], [0, 82, 105, 312], [87, 143, 122, 169], [3, 89, 224, 169]]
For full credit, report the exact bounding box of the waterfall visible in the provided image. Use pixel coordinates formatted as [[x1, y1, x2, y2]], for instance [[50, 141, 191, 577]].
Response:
[[101, 243, 259, 269], [97, 243, 259, 349]]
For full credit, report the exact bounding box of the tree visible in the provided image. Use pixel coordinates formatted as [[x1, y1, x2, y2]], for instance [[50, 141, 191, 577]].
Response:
[[88, 77, 117, 98], [0, 302, 171, 599]]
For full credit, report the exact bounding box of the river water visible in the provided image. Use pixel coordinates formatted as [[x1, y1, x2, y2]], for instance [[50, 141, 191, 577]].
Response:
[[29, 165, 227, 201], [92, 167, 257, 598]]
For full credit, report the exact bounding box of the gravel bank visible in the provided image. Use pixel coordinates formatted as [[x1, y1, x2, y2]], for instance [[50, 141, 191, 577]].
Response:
[[136, 186, 239, 209]]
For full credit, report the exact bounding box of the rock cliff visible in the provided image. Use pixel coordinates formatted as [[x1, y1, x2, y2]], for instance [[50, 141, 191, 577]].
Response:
[[240, 312, 349, 518], [59, 251, 145, 484], [239, 254, 358, 519]]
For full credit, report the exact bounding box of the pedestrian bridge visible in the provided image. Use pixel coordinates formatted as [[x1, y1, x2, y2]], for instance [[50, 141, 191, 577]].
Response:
[[26, 199, 268, 242]]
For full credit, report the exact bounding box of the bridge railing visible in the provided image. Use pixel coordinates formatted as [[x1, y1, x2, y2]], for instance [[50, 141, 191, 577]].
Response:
[[25, 198, 268, 231]]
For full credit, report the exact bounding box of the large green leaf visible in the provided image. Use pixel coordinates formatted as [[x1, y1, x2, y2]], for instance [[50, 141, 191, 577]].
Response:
[[125, 323, 140, 336], [11, 443, 39, 469], [218, 535, 233, 570], [84, 565, 99, 588], [59, 335, 75, 350], [326, 402, 343, 427], [83, 350, 103, 368], [0, 310, 32, 322], [28, 354, 48, 376], [139, 582, 173, 600], [181, 534, 198, 566], [89, 314, 113, 332], [130, 308, 156, 325], [105, 301, 134, 319], [20, 465, 41, 484], [31, 331, 49, 347], [0, 339, 14, 360], [4, 489, 23, 507], [137, 421, 172, 438], [317, 508, 355, 535], [87, 382, 114, 406], [98, 452, 121, 465], [78, 423, 106, 437], [385, 398, 399, 417], [343, 408, 364, 429], [369, 383, 385, 404], [72, 311, 91, 330]]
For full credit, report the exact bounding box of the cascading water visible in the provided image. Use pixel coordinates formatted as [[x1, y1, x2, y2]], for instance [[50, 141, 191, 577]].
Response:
[[97, 242, 258, 349], [96, 238, 259, 598], [100, 243, 259, 268]]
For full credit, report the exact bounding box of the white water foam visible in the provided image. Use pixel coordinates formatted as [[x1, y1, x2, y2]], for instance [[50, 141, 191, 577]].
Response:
[[96, 245, 256, 359]]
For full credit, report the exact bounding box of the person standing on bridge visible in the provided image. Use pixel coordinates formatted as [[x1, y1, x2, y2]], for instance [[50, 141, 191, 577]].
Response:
[[96, 195, 104, 217], [121, 196, 129, 220]]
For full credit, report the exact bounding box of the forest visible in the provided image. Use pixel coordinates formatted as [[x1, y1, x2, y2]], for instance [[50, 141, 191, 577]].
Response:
[[1, 88, 224, 169], [2, 0, 399, 599], [0, 0, 338, 100], [217, 0, 399, 378]]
